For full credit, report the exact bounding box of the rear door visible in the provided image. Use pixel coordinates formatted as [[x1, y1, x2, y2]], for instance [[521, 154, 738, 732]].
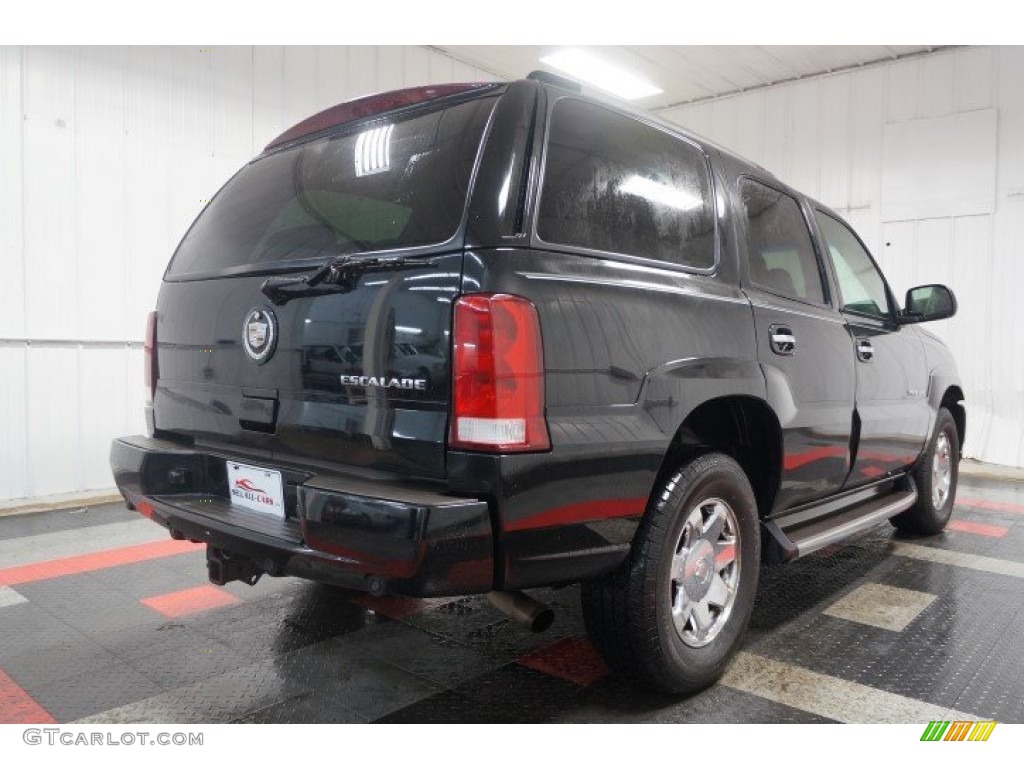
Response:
[[153, 92, 499, 479], [811, 210, 930, 484], [736, 177, 856, 511]]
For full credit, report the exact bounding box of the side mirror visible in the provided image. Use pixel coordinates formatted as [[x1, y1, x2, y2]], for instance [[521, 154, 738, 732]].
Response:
[[901, 284, 957, 324]]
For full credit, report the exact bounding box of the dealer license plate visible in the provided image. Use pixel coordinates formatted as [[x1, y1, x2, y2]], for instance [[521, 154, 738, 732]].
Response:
[[226, 461, 285, 517]]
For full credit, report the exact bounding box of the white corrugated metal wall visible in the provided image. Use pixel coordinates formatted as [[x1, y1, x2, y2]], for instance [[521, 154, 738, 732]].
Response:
[[0, 46, 498, 503], [2, 46, 1022, 504], [662, 46, 1024, 469]]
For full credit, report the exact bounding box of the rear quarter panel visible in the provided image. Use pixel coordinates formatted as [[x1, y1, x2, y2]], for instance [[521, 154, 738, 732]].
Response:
[[457, 247, 763, 588]]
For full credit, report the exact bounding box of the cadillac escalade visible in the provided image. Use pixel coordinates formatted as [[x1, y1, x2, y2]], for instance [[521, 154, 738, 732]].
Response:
[[110, 73, 964, 693]]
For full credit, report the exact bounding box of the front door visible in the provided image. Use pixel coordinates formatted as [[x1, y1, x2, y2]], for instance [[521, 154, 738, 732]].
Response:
[[812, 210, 930, 486]]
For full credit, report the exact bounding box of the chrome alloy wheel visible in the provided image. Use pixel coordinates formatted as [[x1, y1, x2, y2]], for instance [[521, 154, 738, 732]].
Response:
[[932, 430, 953, 509], [670, 497, 740, 648]]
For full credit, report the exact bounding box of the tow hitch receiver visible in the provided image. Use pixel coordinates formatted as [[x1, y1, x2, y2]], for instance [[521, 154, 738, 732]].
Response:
[[207, 546, 263, 586]]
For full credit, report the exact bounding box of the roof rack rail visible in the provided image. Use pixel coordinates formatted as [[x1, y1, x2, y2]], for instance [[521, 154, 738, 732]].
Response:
[[526, 70, 582, 93]]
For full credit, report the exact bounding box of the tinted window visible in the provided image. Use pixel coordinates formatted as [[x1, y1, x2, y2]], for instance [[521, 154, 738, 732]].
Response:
[[739, 179, 825, 304], [167, 97, 496, 278], [538, 100, 715, 270], [814, 211, 891, 318]]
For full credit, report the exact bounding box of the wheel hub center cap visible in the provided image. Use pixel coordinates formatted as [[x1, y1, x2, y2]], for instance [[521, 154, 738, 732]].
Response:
[[683, 539, 715, 601]]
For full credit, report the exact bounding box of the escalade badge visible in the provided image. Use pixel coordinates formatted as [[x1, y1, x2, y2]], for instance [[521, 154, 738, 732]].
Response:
[[340, 374, 427, 391], [242, 307, 278, 364]]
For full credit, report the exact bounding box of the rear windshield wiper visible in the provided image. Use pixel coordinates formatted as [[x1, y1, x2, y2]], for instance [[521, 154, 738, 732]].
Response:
[[261, 254, 437, 306]]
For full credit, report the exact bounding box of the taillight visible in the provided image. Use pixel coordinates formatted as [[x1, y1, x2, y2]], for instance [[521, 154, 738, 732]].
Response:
[[144, 311, 158, 403], [450, 293, 550, 452]]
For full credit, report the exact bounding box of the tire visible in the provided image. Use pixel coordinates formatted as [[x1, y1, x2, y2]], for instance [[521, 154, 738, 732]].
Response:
[[891, 407, 960, 535], [582, 452, 760, 694]]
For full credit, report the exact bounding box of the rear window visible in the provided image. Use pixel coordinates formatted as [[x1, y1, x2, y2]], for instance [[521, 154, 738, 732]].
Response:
[[537, 99, 716, 270], [167, 96, 497, 278]]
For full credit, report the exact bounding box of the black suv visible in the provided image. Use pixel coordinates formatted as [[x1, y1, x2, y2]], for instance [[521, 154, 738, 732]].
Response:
[[110, 74, 964, 693]]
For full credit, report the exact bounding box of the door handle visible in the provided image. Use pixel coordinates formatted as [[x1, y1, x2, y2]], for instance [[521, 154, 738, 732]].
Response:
[[769, 324, 796, 355], [856, 338, 874, 362]]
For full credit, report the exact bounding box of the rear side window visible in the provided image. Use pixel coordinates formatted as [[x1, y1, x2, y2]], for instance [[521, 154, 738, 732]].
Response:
[[537, 99, 716, 270], [167, 96, 497, 278], [739, 179, 825, 305]]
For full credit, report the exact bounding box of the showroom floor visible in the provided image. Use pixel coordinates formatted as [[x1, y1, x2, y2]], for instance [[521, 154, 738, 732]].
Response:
[[1, 476, 1022, 725]]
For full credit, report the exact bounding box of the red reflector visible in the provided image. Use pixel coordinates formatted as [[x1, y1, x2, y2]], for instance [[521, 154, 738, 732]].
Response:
[[451, 294, 550, 453], [144, 311, 158, 403]]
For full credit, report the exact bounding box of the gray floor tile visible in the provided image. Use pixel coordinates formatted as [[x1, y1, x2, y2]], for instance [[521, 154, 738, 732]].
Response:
[[30, 663, 166, 722], [271, 640, 445, 720]]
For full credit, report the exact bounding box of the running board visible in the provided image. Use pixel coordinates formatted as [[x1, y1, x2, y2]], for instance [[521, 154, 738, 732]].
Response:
[[763, 488, 917, 562]]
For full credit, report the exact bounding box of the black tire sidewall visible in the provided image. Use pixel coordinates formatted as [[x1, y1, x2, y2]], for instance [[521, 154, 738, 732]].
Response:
[[915, 409, 960, 525]]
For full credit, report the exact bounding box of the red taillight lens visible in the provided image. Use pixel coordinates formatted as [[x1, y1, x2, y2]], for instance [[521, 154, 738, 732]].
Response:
[[450, 293, 550, 452], [144, 311, 158, 403]]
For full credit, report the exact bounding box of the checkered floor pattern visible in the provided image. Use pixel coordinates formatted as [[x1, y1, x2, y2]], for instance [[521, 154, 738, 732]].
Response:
[[1, 478, 1022, 724]]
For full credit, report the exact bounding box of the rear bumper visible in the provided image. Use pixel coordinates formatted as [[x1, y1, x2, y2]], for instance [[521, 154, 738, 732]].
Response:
[[110, 435, 494, 597]]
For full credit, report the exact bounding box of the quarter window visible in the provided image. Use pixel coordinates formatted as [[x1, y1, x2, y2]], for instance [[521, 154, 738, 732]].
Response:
[[538, 99, 716, 270], [814, 211, 891, 319], [739, 179, 825, 305]]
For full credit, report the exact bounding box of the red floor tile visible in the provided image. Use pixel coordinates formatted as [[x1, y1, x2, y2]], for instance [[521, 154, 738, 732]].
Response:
[[0, 539, 202, 587], [517, 635, 609, 687], [141, 584, 241, 618], [947, 519, 1009, 538], [957, 497, 1024, 515], [0, 668, 56, 724]]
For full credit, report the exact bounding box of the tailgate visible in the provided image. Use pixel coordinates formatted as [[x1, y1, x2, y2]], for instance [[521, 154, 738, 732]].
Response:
[[148, 92, 502, 480], [154, 255, 461, 479]]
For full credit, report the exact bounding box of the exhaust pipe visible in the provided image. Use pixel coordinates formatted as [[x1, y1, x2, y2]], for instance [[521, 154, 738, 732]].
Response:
[[486, 591, 554, 633]]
